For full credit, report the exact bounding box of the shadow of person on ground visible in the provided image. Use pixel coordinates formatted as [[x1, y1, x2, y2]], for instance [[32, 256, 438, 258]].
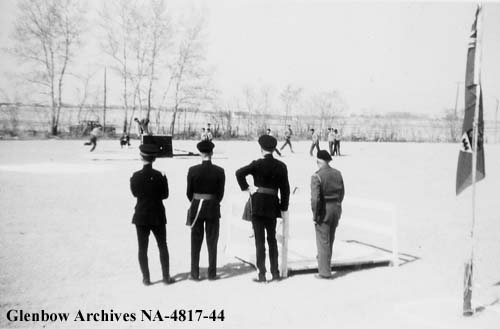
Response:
[[171, 261, 255, 283]]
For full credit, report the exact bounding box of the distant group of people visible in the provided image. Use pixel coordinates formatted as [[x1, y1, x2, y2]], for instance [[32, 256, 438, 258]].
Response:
[[129, 134, 345, 285], [260, 125, 342, 158], [310, 128, 341, 157], [200, 123, 214, 142], [84, 119, 342, 161]]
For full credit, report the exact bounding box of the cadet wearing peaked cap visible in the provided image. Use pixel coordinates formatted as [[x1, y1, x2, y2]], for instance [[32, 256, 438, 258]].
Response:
[[139, 143, 160, 157], [258, 134, 277, 151], [236, 135, 290, 282], [130, 143, 174, 285], [197, 140, 215, 153], [187, 140, 225, 280], [311, 149, 344, 279]]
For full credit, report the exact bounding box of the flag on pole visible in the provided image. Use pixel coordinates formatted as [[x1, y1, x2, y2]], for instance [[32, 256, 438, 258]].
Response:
[[456, 5, 485, 196]]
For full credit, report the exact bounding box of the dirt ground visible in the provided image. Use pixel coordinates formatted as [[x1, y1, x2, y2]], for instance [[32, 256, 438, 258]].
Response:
[[1, 139, 500, 329]]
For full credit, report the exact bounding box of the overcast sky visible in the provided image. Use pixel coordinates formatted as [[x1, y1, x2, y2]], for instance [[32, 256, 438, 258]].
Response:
[[1, 0, 499, 119]]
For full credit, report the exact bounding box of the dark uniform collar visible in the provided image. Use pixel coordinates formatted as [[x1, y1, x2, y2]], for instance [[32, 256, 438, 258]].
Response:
[[202, 160, 212, 165], [143, 163, 153, 169], [263, 153, 274, 159]]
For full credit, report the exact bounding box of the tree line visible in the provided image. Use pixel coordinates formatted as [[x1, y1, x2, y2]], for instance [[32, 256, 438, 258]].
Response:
[[3, 0, 354, 137]]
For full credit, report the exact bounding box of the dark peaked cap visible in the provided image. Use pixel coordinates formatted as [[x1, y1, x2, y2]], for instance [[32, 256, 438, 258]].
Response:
[[139, 143, 160, 157], [197, 140, 215, 153], [317, 150, 332, 162], [258, 134, 277, 151]]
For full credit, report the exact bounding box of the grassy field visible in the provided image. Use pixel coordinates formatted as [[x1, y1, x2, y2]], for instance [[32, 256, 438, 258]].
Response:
[[1, 139, 499, 328]]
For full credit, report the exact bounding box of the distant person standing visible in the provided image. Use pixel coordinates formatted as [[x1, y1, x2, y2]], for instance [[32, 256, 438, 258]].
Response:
[[84, 124, 101, 152], [311, 150, 345, 279], [200, 128, 208, 141], [130, 144, 174, 285], [236, 135, 290, 282], [266, 128, 282, 157], [120, 132, 131, 148], [327, 128, 335, 155], [206, 128, 214, 142], [279, 124, 294, 153], [309, 128, 320, 156], [186, 140, 225, 281], [333, 129, 341, 156]]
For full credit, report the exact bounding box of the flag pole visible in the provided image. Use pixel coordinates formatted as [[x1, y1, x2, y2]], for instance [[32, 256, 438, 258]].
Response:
[[463, 3, 483, 317]]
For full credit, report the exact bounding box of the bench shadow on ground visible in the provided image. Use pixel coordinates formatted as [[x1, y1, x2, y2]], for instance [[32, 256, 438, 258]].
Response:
[[166, 262, 256, 283], [287, 241, 420, 280], [288, 262, 391, 280]]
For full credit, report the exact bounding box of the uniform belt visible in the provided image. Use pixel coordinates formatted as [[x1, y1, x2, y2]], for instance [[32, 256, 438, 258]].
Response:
[[324, 196, 340, 202], [256, 187, 278, 196], [193, 193, 216, 200]]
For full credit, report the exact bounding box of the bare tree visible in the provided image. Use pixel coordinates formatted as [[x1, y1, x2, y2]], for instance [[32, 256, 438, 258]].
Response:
[[160, 11, 210, 136], [309, 90, 348, 134], [144, 0, 171, 121], [243, 86, 257, 138], [100, 0, 133, 133], [11, 0, 86, 135], [101, 0, 172, 134], [280, 84, 302, 126], [443, 108, 462, 142]]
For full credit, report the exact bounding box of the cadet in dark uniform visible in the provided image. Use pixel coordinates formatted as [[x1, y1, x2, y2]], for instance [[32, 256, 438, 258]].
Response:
[[311, 150, 345, 279], [236, 135, 290, 282], [130, 144, 174, 285], [186, 140, 225, 280]]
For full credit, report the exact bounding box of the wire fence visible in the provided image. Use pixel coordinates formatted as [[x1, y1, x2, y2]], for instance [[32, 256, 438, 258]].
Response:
[[1, 103, 499, 143]]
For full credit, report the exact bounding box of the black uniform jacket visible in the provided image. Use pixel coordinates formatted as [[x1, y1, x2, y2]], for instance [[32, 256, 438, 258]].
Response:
[[186, 160, 225, 220], [236, 154, 290, 219], [130, 163, 169, 226]]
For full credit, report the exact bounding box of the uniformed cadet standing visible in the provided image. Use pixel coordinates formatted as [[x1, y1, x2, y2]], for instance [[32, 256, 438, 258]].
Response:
[[236, 135, 290, 282], [130, 144, 174, 285], [311, 150, 345, 279], [186, 140, 225, 280], [309, 128, 320, 156], [279, 124, 294, 153]]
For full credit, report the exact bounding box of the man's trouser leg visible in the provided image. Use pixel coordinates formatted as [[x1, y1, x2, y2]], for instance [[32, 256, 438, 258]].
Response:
[[280, 140, 287, 151], [315, 222, 333, 277], [315, 142, 320, 154], [252, 218, 267, 278], [191, 217, 205, 278], [329, 141, 334, 155], [136, 225, 151, 281], [281, 139, 291, 151], [151, 224, 170, 280], [264, 218, 279, 277], [309, 142, 315, 156], [90, 136, 97, 152], [205, 218, 220, 278]]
